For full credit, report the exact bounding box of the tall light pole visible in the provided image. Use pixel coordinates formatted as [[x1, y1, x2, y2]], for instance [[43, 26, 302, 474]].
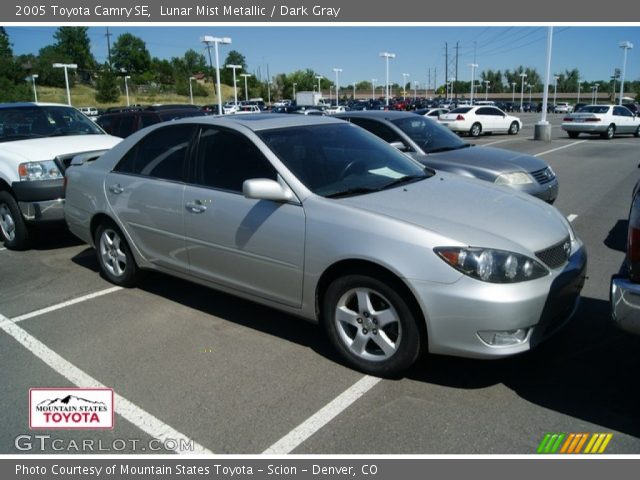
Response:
[[413, 81, 418, 101], [201, 35, 231, 116], [553, 75, 559, 107], [511, 82, 516, 103], [519, 73, 527, 112], [402, 73, 409, 101], [52, 63, 77, 106], [188, 76, 195, 104], [124, 75, 131, 106], [329, 85, 333, 105], [226, 64, 241, 106], [593, 84, 599, 104], [293, 82, 297, 98], [332, 68, 342, 106], [469, 63, 478, 104], [577, 76, 581, 103], [352, 82, 356, 99], [484, 80, 490, 101], [379, 52, 395, 107], [240, 73, 251, 102], [619, 41, 633, 105], [315, 75, 323, 97], [30, 74, 38, 103], [527, 83, 533, 103], [371, 78, 377, 100]]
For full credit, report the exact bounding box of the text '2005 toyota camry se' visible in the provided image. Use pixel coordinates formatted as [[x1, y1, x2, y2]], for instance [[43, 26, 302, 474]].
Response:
[[64, 114, 586, 376]]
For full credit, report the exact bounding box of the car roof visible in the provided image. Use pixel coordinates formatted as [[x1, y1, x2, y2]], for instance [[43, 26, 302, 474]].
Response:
[[333, 110, 417, 121], [169, 113, 342, 131], [0, 102, 72, 109]]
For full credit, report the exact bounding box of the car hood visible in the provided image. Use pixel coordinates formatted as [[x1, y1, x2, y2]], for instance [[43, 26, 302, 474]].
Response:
[[423, 145, 548, 177], [337, 172, 569, 254], [0, 135, 121, 163]]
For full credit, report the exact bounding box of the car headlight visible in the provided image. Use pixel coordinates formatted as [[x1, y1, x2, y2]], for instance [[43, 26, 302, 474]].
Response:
[[18, 160, 62, 181], [494, 172, 533, 185], [434, 247, 549, 283]]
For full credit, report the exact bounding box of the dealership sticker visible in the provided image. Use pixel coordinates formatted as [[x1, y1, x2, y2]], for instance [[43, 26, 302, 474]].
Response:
[[29, 388, 114, 430]]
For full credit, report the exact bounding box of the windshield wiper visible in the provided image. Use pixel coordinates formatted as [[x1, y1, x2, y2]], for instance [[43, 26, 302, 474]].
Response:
[[380, 174, 427, 190], [426, 144, 472, 154], [326, 186, 383, 198]]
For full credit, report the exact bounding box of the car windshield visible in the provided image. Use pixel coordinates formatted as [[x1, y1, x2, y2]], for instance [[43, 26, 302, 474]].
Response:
[[579, 106, 610, 114], [258, 123, 431, 198], [0, 106, 103, 142], [390, 115, 469, 154]]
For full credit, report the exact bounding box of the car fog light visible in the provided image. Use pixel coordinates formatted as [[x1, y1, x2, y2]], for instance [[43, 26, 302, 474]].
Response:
[[477, 328, 529, 346]]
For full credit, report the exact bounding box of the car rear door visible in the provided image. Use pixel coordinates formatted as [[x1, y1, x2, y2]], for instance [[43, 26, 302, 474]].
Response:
[[613, 106, 635, 133], [183, 126, 306, 307], [104, 124, 196, 273]]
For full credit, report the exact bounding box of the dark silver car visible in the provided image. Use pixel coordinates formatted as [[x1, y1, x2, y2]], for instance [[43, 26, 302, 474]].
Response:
[[64, 114, 586, 376], [335, 111, 558, 203]]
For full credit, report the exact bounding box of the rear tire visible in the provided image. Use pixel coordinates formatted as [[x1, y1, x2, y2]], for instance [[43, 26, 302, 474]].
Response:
[[601, 124, 615, 140], [322, 274, 423, 377], [94, 220, 142, 287], [469, 123, 482, 137], [0, 191, 29, 250], [634, 125, 640, 138], [568, 132, 580, 139], [508, 121, 519, 135]]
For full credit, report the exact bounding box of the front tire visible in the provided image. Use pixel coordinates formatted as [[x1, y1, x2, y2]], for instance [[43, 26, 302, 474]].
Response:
[[95, 221, 141, 287], [322, 274, 423, 377], [469, 123, 482, 137], [0, 191, 29, 250], [508, 121, 519, 135], [601, 124, 615, 140], [568, 132, 580, 139]]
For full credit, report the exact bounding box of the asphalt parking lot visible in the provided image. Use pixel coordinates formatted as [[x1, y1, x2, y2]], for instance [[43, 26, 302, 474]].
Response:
[[2, 112, 640, 454]]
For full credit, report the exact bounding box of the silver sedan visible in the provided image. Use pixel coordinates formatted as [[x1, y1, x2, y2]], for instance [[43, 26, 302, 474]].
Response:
[[64, 114, 587, 376]]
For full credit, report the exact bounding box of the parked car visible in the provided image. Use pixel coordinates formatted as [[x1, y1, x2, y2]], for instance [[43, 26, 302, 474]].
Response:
[[96, 106, 205, 138], [335, 111, 558, 203], [79, 106, 99, 119], [561, 104, 640, 139], [64, 114, 586, 375], [414, 108, 449, 119], [325, 105, 349, 114], [553, 102, 573, 114], [0, 102, 121, 249], [611, 180, 640, 335], [439, 106, 522, 137]]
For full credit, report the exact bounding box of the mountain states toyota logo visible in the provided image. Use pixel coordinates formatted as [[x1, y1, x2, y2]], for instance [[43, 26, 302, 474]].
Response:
[[29, 388, 114, 430]]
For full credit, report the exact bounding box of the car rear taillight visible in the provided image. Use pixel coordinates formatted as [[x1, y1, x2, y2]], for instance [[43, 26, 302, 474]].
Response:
[[628, 194, 640, 281], [563, 117, 572, 122], [456, 114, 465, 121], [585, 117, 601, 122]]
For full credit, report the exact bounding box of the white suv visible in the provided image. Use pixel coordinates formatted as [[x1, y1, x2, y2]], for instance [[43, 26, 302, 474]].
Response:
[[0, 103, 121, 249]]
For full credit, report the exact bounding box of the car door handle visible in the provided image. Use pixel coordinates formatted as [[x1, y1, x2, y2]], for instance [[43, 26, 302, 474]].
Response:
[[185, 200, 208, 213], [108, 184, 124, 194]]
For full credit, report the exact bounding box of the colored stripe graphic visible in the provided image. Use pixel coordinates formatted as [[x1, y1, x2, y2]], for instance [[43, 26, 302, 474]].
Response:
[[538, 433, 613, 454]]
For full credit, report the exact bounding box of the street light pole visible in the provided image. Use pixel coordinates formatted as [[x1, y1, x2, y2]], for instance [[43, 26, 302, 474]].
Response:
[[619, 41, 634, 105], [332, 68, 342, 106], [484, 80, 490, 101], [593, 84, 599, 104], [413, 81, 418, 101], [124, 75, 131, 106], [511, 82, 516, 103], [379, 52, 395, 107], [52, 63, 77, 106], [226, 64, 242, 106], [519, 73, 527, 112], [201, 35, 231, 115], [315, 75, 323, 97], [528, 84, 533, 103], [402, 73, 409, 101], [352, 82, 356, 99], [553, 75, 559, 107], [31, 74, 38, 103], [240, 73, 251, 102], [371, 79, 376, 100], [189, 76, 195, 104], [469, 63, 478, 104], [293, 82, 297, 99]]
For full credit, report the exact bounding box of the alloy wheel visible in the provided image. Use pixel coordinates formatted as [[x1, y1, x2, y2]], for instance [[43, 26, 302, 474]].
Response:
[[99, 228, 127, 278]]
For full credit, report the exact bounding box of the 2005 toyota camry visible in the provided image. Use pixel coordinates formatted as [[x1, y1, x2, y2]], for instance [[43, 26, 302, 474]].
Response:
[[64, 114, 587, 376]]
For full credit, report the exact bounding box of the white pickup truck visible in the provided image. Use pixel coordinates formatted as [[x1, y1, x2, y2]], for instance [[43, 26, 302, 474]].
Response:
[[0, 103, 121, 249]]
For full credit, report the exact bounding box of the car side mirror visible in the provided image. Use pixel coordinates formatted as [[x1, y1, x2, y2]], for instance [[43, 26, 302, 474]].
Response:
[[390, 141, 410, 152], [69, 150, 109, 166], [243, 178, 293, 202]]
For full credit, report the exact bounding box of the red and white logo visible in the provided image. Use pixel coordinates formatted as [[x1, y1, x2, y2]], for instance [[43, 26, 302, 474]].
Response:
[[29, 388, 114, 430]]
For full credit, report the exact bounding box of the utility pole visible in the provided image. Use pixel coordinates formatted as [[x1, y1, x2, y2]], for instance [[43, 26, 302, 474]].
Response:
[[454, 41, 459, 99], [105, 27, 112, 69], [444, 43, 448, 98]]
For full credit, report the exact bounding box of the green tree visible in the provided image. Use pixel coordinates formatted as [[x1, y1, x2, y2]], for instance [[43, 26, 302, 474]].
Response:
[[220, 50, 248, 85], [111, 33, 151, 74], [35, 45, 74, 88], [53, 27, 95, 72], [95, 65, 120, 103]]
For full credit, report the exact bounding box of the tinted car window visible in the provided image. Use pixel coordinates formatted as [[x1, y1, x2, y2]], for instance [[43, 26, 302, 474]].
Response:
[[390, 116, 468, 154], [195, 127, 277, 193], [347, 118, 402, 143], [580, 106, 610, 114], [450, 107, 472, 114], [139, 113, 160, 128], [613, 106, 633, 117], [115, 115, 136, 138], [476, 108, 494, 116], [114, 125, 195, 182]]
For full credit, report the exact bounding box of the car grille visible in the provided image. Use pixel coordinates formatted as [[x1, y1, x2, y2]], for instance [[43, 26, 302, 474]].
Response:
[[531, 167, 556, 185], [535, 236, 571, 269]]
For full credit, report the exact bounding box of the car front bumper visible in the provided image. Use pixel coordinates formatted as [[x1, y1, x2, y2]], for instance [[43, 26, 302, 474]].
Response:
[[409, 244, 587, 358], [610, 275, 640, 335], [12, 179, 65, 222]]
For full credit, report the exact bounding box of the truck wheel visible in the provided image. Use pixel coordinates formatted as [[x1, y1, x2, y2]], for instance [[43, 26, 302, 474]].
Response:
[[0, 191, 29, 250]]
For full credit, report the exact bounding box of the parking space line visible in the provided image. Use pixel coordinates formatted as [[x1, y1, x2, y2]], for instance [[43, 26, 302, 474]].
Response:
[[0, 312, 213, 455], [567, 214, 578, 223], [11, 287, 123, 324], [533, 140, 586, 157], [480, 139, 518, 147], [263, 375, 381, 454]]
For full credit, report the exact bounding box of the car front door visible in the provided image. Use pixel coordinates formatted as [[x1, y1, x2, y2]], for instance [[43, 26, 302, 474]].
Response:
[[105, 124, 196, 273], [183, 126, 306, 307], [613, 106, 635, 133]]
